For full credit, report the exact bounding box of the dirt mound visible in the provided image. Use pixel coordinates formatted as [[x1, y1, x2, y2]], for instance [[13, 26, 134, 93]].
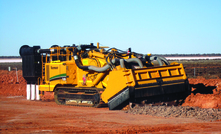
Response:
[[0, 70, 26, 96], [41, 92, 54, 101], [0, 70, 54, 101], [183, 78, 221, 109], [183, 93, 221, 109]]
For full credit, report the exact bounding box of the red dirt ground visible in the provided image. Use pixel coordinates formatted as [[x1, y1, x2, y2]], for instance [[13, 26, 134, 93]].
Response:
[[0, 70, 221, 133]]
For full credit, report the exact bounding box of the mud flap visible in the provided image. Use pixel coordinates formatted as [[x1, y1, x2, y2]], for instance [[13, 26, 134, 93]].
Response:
[[108, 88, 130, 110]]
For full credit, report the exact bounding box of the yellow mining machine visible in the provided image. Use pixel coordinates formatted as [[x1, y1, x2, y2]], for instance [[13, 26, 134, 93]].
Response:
[[19, 43, 190, 110]]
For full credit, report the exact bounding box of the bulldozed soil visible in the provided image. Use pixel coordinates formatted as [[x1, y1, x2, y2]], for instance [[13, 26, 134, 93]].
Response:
[[1, 69, 221, 133]]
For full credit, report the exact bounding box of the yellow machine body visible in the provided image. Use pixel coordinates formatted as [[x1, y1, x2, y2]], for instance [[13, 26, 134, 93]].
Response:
[[21, 43, 189, 110]]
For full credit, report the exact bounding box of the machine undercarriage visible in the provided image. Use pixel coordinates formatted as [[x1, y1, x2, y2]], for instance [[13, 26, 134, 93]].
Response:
[[54, 86, 103, 107]]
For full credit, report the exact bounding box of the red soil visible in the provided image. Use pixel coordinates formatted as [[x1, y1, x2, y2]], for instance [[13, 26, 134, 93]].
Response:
[[0, 70, 221, 133], [0, 70, 26, 96], [182, 78, 221, 109]]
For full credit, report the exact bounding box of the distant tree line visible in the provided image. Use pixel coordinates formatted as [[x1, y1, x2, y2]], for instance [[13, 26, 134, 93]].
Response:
[[0, 56, 21, 58], [0, 53, 221, 58], [154, 53, 221, 57]]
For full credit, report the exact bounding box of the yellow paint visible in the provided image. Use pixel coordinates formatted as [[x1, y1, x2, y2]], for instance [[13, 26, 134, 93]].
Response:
[[51, 60, 61, 63], [101, 69, 135, 103], [101, 81, 107, 87], [37, 44, 188, 106], [82, 59, 88, 65], [39, 84, 55, 91]]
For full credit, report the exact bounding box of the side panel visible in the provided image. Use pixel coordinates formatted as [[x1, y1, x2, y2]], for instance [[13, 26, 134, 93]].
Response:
[[49, 63, 66, 91], [133, 64, 187, 85], [101, 70, 135, 103], [132, 63, 189, 98], [40, 62, 66, 91], [66, 62, 78, 85]]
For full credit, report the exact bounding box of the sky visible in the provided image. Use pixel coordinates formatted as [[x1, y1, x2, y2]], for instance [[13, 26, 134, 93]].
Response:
[[0, 0, 221, 56]]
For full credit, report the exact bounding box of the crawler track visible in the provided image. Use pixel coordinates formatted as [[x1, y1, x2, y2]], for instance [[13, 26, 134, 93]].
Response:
[[54, 86, 189, 109], [54, 86, 104, 107]]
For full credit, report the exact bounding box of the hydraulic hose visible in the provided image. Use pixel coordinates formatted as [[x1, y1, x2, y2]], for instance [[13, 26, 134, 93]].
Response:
[[73, 46, 119, 72], [120, 59, 125, 68], [120, 58, 143, 68], [125, 58, 143, 68], [150, 56, 163, 66], [88, 59, 119, 72], [88, 58, 143, 72], [73, 46, 144, 72], [73, 48, 89, 70], [37, 49, 57, 53], [158, 56, 170, 65], [149, 56, 170, 66]]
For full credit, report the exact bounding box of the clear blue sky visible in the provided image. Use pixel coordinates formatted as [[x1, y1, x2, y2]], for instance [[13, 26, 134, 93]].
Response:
[[0, 0, 220, 56]]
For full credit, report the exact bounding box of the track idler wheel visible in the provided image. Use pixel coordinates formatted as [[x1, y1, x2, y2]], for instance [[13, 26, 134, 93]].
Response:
[[54, 89, 66, 105]]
